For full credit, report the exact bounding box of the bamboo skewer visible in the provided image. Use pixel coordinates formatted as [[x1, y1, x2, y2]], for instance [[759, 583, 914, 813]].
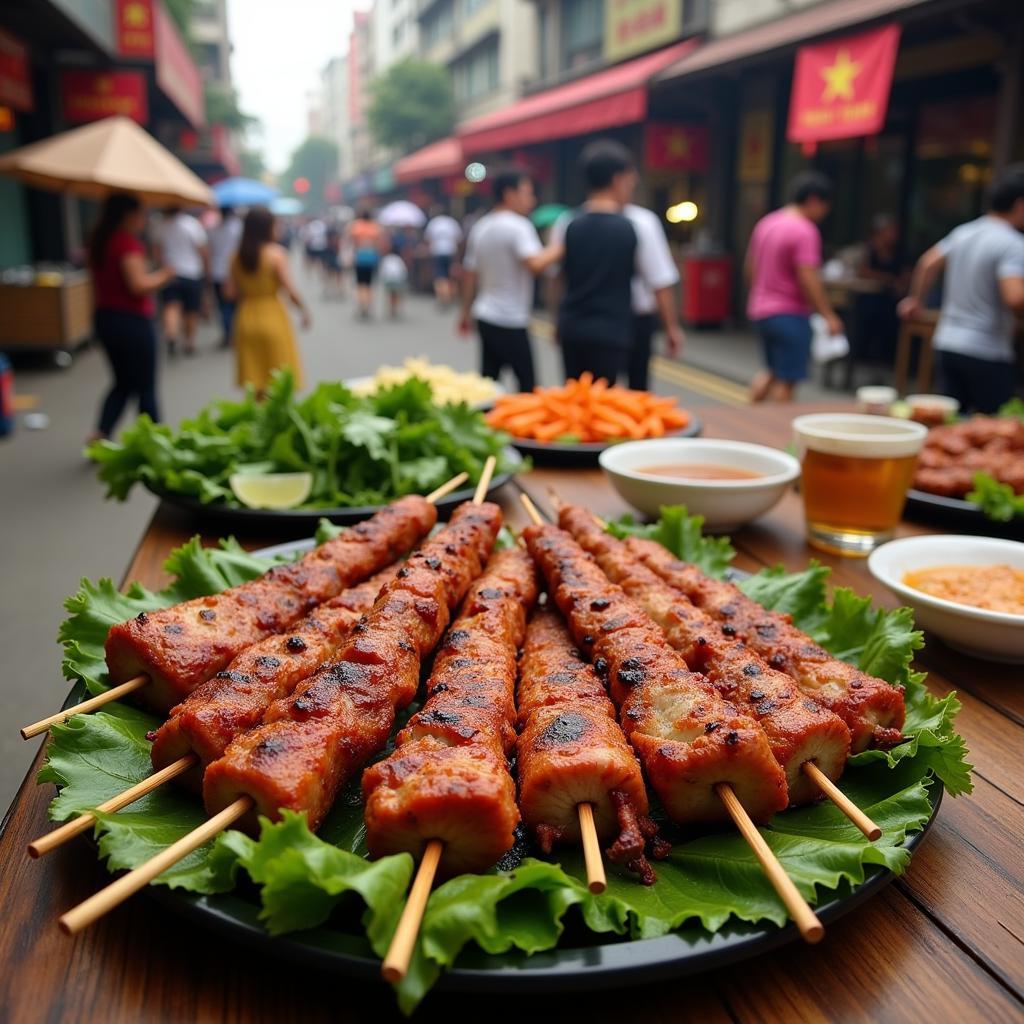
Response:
[[525, 490, 826, 943], [519, 493, 608, 897], [29, 755, 197, 858], [544, 489, 883, 843], [381, 839, 443, 984], [21, 675, 148, 739], [802, 762, 881, 841], [21, 473, 472, 741], [58, 796, 253, 935], [715, 783, 824, 942]]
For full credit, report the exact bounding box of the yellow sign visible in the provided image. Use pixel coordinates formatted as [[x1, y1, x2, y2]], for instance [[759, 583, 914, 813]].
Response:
[[605, 0, 682, 63]]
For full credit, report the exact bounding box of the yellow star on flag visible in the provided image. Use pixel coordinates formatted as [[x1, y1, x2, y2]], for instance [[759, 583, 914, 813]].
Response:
[[820, 48, 862, 102], [666, 131, 690, 159]]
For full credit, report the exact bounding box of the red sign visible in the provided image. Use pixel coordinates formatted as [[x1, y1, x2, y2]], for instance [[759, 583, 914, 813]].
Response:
[[60, 70, 148, 124], [155, 2, 204, 127], [0, 29, 33, 112], [787, 24, 901, 144], [116, 0, 155, 57], [644, 122, 708, 172]]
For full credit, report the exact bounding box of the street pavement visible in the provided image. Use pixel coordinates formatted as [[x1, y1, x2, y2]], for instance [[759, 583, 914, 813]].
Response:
[[0, 259, 835, 810]]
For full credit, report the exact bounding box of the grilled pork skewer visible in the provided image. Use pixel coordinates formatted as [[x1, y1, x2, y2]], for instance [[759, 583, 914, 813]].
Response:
[[558, 505, 853, 808], [59, 496, 502, 934], [22, 488, 452, 738], [625, 538, 906, 752], [363, 547, 539, 877], [522, 516, 823, 943], [517, 606, 665, 883]]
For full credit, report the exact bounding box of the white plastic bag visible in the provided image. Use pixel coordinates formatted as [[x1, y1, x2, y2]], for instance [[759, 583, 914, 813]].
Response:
[[810, 313, 850, 364]]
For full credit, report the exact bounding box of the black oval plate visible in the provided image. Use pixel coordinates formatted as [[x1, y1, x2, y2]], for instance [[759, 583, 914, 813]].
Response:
[[141, 448, 524, 528], [509, 416, 702, 468], [904, 488, 1024, 539]]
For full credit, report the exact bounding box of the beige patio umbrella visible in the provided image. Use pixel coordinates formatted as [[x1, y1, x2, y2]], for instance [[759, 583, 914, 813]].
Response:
[[0, 115, 214, 207]]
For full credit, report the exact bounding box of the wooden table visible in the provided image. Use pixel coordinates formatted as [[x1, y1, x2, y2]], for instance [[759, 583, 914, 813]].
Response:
[[2, 403, 1021, 1023]]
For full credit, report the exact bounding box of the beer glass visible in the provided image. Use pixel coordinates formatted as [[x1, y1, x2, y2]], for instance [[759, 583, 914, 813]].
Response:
[[792, 413, 927, 556]]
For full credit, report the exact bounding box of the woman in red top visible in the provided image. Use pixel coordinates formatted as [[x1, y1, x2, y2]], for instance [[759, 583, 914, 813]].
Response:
[[89, 193, 173, 439]]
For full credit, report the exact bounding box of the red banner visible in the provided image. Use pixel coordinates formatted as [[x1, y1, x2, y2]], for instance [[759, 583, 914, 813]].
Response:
[[0, 29, 33, 113], [644, 122, 708, 172], [787, 24, 901, 144], [60, 70, 148, 124], [116, 0, 155, 57]]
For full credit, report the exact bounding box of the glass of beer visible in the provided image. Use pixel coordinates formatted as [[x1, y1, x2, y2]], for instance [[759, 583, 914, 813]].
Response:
[[792, 413, 928, 556]]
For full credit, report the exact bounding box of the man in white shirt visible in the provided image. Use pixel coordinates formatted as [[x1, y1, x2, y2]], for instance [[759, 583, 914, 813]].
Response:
[[207, 206, 242, 348], [900, 164, 1024, 412], [424, 205, 463, 308], [459, 172, 562, 391], [155, 206, 208, 355]]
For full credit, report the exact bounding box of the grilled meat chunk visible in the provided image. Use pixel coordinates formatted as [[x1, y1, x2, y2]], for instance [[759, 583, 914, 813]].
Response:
[[524, 524, 788, 825], [363, 549, 538, 876], [203, 502, 501, 833], [626, 537, 906, 752], [106, 496, 436, 712]]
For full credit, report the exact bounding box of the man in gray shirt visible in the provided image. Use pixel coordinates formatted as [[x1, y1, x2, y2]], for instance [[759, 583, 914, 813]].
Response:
[[900, 164, 1024, 411]]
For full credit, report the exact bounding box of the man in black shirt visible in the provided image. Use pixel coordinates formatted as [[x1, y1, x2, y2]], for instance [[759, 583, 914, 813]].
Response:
[[558, 140, 640, 382]]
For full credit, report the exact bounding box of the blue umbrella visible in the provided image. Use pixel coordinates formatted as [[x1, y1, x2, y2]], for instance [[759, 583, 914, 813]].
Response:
[[212, 177, 279, 207]]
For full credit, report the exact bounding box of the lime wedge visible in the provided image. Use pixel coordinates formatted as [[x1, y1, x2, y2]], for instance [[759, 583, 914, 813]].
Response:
[[229, 472, 313, 509]]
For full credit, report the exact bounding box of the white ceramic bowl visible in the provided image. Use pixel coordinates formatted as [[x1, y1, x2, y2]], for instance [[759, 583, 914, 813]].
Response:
[[599, 438, 801, 532], [868, 535, 1024, 662]]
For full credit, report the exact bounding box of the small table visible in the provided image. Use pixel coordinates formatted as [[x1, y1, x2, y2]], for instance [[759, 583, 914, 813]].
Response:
[[1, 403, 1020, 1021]]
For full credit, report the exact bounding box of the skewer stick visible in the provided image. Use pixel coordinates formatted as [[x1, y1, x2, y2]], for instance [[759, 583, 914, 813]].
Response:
[[58, 796, 253, 935], [425, 471, 469, 504], [715, 783, 824, 943], [21, 675, 148, 740], [23, 474, 472, 740], [381, 839, 443, 984], [379, 458, 499, 982], [519, 493, 608, 896], [802, 762, 881, 841], [28, 755, 198, 858], [577, 803, 607, 894]]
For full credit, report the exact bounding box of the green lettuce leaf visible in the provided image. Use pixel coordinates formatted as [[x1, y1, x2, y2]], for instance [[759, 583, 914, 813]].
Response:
[[966, 472, 1024, 522], [606, 505, 735, 576]]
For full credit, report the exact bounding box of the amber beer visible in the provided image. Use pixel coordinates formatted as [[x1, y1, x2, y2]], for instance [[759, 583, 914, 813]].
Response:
[[792, 414, 928, 556]]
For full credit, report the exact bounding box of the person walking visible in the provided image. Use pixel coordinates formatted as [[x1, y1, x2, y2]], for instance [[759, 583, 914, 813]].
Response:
[[899, 165, 1024, 413], [459, 171, 561, 391], [154, 205, 208, 356], [745, 172, 843, 402], [347, 208, 385, 319], [557, 140, 681, 384], [230, 207, 310, 397], [87, 193, 173, 439], [208, 206, 242, 348], [424, 204, 463, 308]]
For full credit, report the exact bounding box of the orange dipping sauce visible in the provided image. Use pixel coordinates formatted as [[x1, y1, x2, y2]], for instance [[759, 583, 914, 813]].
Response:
[[903, 564, 1024, 615], [637, 464, 762, 481]]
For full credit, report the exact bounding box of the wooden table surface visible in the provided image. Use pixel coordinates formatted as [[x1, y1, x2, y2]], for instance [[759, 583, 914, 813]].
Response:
[[2, 403, 1021, 1023]]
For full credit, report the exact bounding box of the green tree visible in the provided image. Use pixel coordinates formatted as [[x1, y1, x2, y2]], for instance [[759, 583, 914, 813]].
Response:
[[238, 148, 266, 180], [368, 59, 455, 153], [164, 0, 197, 35], [204, 83, 257, 133], [283, 136, 339, 206]]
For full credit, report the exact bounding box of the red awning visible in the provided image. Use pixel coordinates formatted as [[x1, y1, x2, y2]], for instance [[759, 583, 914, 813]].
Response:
[[393, 136, 464, 184], [458, 39, 699, 155]]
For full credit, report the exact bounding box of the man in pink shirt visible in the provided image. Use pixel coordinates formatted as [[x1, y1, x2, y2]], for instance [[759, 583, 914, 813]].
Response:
[[745, 172, 844, 401]]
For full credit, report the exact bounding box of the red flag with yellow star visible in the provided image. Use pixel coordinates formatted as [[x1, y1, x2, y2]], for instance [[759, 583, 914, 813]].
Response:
[[644, 122, 709, 172], [787, 24, 901, 144]]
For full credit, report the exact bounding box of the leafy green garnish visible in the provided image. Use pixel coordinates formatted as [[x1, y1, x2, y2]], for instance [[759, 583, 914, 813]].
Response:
[[607, 505, 735, 576], [87, 369, 515, 509], [998, 397, 1024, 422], [966, 472, 1024, 522], [41, 505, 969, 1012]]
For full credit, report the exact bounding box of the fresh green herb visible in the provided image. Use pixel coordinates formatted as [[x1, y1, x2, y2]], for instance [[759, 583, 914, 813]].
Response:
[[966, 472, 1024, 522], [87, 370, 516, 509], [42, 507, 969, 1012], [997, 397, 1024, 422]]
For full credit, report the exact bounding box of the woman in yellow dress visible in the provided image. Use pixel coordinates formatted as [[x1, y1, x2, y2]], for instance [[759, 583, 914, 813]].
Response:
[[231, 207, 310, 395]]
